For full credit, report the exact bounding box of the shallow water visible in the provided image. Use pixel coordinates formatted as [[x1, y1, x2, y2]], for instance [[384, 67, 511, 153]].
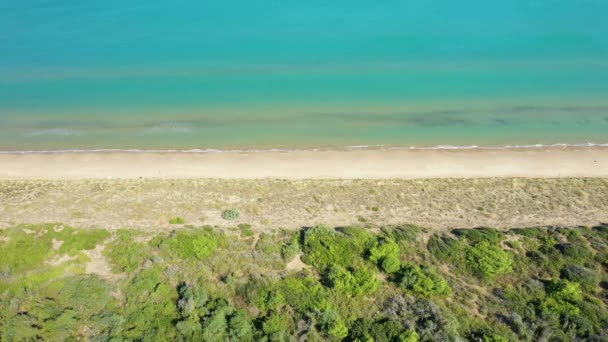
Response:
[[1, 1, 607, 151]]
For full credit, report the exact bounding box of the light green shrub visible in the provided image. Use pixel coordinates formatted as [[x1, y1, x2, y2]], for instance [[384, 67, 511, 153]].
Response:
[[465, 242, 512, 280], [368, 238, 401, 273], [326, 265, 380, 297], [400, 264, 451, 296], [169, 217, 185, 225]]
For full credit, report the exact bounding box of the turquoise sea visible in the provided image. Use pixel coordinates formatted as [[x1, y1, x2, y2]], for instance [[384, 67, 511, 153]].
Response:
[[1, 1, 607, 151]]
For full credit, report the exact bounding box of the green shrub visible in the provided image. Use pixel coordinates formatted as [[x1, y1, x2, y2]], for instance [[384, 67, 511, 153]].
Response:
[[320, 309, 349, 339], [541, 280, 583, 316], [237, 224, 254, 237], [557, 243, 592, 262], [381, 256, 401, 274], [338, 226, 376, 251], [237, 278, 284, 313], [0, 228, 54, 275], [221, 209, 240, 221], [301, 225, 367, 270], [452, 228, 503, 245], [0, 225, 109, 276], [255, 233, 281, 255], [58, 228, 110, 255], [560, 264, 599, 288], [227, 310, 254, 341], [510, 227, 544, 238], [349, 319, 418, 342], [592, 224, 608, 239], [279, 275, 330, 313], [51, 275, 114, 319], [400, 264, 451, 296], [281, 237, 300, 262], [161, 228, 221, 259], [381, 224, 422, 243], [325, 265, 380, 297], [465, 242, 512, 280], [123, 266, 179, 340], [169, 217, 185, 225], [261, 311, 292, 340], [368, 238, 401, 273], [104, 230, 150, 273], [505, 240, 520, 249], [428, 234, 466, 263]]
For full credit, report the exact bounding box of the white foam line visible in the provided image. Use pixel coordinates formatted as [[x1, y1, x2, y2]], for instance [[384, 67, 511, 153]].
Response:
[[0, 142, 607, 154]]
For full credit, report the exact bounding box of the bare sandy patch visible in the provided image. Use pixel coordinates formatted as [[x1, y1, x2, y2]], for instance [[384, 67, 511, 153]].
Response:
[[47, 254, 78, 266], [286, 254, 308, 272], [83, 244, 124, 281]]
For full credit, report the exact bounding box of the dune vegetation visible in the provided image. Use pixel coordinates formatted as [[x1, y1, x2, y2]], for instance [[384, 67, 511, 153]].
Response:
[[1, 222, 607, 341]]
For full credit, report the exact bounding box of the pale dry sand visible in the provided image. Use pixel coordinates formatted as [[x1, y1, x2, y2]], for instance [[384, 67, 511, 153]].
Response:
[[1, 178, 607, 231], [0, 147, 607, 180]]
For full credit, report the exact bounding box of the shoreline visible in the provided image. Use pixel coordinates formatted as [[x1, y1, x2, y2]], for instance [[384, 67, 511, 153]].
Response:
[[1, 142, 608, 154], [0, 146, 607, 179]]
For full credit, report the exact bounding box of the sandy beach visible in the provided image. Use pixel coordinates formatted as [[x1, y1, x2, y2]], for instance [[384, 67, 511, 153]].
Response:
[[1, 147, 607, 179], [1, 147, 607, 230]]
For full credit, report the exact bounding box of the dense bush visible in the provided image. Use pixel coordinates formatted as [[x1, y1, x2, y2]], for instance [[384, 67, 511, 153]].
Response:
[[278, 275, 330, 313], [325, 264, 380, 297], [2, 224, 607, 341], [161, 227, 221, 259], [0, 225, 109, 277], [368, 238, 401, 273], [561, 264, 600, 289], [400, 264, 451, 297], [541, 280, 583, 317], [300, 225, 368, 270], [104, 230, 149, 273], [381, 224, 422, 243], [427, 234, 466, 263], [452, 227, 503, 245], [348, 318, 419, 342], [465, 241, 513, 280]]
